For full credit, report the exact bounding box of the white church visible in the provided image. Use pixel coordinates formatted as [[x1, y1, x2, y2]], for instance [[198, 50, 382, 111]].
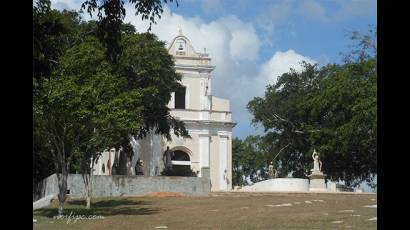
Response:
[[93, 31, 236, 191]]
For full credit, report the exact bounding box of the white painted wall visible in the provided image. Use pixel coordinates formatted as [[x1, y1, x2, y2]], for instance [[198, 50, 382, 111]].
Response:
[[240, 178, 310, 192], [94, 33, 235, 193], [199, 135, 210, 177], [219, 136, 228, 190]]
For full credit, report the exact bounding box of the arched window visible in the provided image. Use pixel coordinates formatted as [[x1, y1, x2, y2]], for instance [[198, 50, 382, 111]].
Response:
[[172, 150, 190, 161], [163, 149, 192, 176]]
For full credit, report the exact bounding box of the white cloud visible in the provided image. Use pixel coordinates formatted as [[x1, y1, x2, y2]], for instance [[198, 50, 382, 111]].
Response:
[[257, 0, 292, 31], [123, 6, 266, 137], [50, 0, 83, 11], [222, 16, 260, 61], [50, 0, 94, 21], [259, 50, 316, 86], [48, 1, 315, 138], [230, 50, 315, 138], [124, 8, 260, 62], [256, 0, 293, 48]]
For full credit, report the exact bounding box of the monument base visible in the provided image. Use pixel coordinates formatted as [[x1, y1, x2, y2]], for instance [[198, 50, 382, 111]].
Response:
[[308, 171, 326, 191], [238, 178, 309, 192]]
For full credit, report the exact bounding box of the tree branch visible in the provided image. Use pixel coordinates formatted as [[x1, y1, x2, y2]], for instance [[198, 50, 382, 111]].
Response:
[[272, 143, 291, 162], [47, 59, 59, 64]]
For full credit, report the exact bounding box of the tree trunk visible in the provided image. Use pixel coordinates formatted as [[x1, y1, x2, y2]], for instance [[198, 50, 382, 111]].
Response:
[[85, 174, 92, 209], [57, 170, 67, 215], [86, 197, 91, 209], [58, 199, 65, 216], [82, 158, 94, 209]]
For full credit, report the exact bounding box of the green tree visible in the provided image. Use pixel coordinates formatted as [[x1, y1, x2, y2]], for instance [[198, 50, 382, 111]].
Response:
[[81, 0, 179, 63], [33, 0, 188, 213], [34, 36, 137, 213], [33, 122, 55, 197], [33, 3, 142, 187], [112, 32, 190, 175], [33, 0, 85, 195], [312, 58, 376, 185], [117, 32, 188, 140], [247, 29, 376, 186], [232, 136, 271, 186], [33, 1, 81, 80], [232, 138, 245, 186]]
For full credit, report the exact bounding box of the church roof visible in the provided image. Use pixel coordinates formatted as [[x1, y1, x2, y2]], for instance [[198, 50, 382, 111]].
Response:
[[168, 30, 210, 60]]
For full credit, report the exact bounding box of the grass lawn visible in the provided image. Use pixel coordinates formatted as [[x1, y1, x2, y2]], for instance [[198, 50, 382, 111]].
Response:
[[33, 192, 377, 229]]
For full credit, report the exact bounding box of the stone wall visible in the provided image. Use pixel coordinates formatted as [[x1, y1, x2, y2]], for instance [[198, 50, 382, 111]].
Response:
[[238, 178, 310, 192], [37, 174, 210, 199]]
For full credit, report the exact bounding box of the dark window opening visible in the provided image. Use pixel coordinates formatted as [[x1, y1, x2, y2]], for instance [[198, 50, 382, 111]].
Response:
[[161, 150, 195, 176], [175, 87, 186, 109], [171, 150, 190, 161]]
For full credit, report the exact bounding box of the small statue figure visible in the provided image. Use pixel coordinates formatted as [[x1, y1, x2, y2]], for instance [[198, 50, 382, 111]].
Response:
[[312, 149, 322, 172], [204, 82, 209, 96], [223, 169, 230, 185], [135, 159, 144, 175], [268, 161, 277, 178], [163, 146, 173, 170]]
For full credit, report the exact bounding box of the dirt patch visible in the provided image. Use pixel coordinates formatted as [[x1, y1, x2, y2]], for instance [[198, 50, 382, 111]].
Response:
[[145, 192, 185, 198], [34, 193, 377, 230]]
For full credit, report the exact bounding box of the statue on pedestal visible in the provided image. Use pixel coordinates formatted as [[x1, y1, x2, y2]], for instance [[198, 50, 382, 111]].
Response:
[[309, 149, 326, 191], [312, 149, 322, 172]]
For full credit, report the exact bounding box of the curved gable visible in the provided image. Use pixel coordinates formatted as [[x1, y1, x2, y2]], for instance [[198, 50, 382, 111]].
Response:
[[168, 32, 200, 58]]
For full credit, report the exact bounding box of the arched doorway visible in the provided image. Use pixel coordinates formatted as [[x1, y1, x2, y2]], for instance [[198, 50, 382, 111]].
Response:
[[163, 148, 193, 176]]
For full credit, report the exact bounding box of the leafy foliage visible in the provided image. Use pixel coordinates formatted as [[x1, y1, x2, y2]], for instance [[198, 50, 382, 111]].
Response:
[[160, 166, 197, 177], [33, 0, 187, 212], [33, 1, 86, 190], [247, 29, 376, 186], [81, 0, 178, 63], [232, 136, 271, 186], [33, 2, 82, 80], [117, 33, 188, 140]]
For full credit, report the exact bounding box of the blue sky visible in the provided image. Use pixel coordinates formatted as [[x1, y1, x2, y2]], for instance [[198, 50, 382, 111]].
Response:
[[164, 0, 377, 138], [167, 0, 376, 66], [50, 0, 377, 139]]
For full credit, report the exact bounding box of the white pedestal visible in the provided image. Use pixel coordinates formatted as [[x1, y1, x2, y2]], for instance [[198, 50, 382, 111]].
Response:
[[309, 170, 326, 192]]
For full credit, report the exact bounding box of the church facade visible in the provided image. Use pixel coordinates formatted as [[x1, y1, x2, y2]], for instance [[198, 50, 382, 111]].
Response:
[[93, 31, 235, 191]]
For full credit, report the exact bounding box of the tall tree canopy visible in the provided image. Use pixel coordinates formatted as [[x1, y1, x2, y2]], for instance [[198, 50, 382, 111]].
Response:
[[247, 29, 376, 187], [33, 1, 85, 192], [232, 136, 269, 186], [33, 0, 187, 213]]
